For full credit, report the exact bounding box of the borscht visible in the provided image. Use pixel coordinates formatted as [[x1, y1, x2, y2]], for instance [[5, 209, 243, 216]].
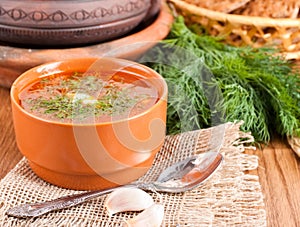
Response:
[[19, 71, 158, 123]]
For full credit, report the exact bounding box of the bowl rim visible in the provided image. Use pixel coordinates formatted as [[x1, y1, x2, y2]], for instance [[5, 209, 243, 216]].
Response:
[[10, 57, 168, 127]]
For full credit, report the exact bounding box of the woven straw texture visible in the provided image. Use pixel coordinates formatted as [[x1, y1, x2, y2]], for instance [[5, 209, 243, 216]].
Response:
[[0, 122, 266, 226], [169, 0, 300, 59]]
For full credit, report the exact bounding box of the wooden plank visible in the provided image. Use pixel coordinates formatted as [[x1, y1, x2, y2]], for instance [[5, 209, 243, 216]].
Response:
[[246, 139, 300, 227], [0, 87, 22, 179]]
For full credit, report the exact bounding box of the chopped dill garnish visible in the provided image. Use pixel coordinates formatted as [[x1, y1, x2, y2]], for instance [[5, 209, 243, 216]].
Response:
[[21, 72, 152, 122]]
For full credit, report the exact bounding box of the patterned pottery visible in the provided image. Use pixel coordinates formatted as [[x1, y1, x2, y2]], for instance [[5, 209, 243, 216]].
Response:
[[0, 0, 152, 46]]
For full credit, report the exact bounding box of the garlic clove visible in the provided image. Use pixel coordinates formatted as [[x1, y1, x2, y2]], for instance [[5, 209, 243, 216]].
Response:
[[104, 187, 154, 216], [124, 203, 165, 227]]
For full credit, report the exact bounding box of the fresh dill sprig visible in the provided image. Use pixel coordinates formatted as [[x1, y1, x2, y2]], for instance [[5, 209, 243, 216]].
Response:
[[141, 16, 300, 143]]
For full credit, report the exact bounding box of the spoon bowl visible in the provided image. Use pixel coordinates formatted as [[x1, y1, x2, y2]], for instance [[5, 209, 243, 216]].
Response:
[[6, 152, 223, 218], [152, 151, 223, 193]]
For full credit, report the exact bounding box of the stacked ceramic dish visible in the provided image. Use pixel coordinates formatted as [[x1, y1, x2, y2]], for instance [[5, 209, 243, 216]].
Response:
[[0, 0, 157, 47]]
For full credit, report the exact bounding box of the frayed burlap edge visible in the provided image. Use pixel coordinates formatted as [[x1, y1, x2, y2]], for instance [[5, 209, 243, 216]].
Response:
[[288, 136, 300, 157], [0, 121, 266, 226]]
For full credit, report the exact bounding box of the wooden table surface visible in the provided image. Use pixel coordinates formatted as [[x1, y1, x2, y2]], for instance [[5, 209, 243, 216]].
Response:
[[1, 85, 300, 226]]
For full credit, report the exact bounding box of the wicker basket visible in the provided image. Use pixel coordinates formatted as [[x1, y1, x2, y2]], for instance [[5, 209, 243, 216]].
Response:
[[168, 0, 300, 59]]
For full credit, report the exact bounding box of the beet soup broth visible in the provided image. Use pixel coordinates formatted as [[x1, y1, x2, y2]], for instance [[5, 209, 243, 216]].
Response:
[[18, 71, 159, 123]]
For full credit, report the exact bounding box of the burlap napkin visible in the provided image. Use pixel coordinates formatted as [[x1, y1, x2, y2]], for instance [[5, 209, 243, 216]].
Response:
[[288, 136, 300, 157], [0, 122, 266, 226]]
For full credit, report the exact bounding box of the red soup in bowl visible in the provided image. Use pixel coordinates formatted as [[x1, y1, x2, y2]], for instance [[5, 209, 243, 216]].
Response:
[[11, 58, 168, 190]]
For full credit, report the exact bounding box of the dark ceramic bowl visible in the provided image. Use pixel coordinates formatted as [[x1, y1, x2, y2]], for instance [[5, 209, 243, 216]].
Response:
[[0, 1, 172, 88], [0, 0, 154, 46]]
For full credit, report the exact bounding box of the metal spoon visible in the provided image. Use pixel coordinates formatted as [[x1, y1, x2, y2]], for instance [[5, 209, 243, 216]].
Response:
[[6, 151, 223, 218]]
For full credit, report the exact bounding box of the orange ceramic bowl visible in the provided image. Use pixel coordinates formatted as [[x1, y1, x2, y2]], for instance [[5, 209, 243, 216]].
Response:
[[10, 58, 167, 190]]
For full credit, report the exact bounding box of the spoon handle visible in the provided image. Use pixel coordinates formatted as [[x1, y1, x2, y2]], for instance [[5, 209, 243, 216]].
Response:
[[6, 185, 129, 218]]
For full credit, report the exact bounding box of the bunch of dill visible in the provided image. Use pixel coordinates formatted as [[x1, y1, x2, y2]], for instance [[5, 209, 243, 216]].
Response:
[[141, 16, 300, 143]]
